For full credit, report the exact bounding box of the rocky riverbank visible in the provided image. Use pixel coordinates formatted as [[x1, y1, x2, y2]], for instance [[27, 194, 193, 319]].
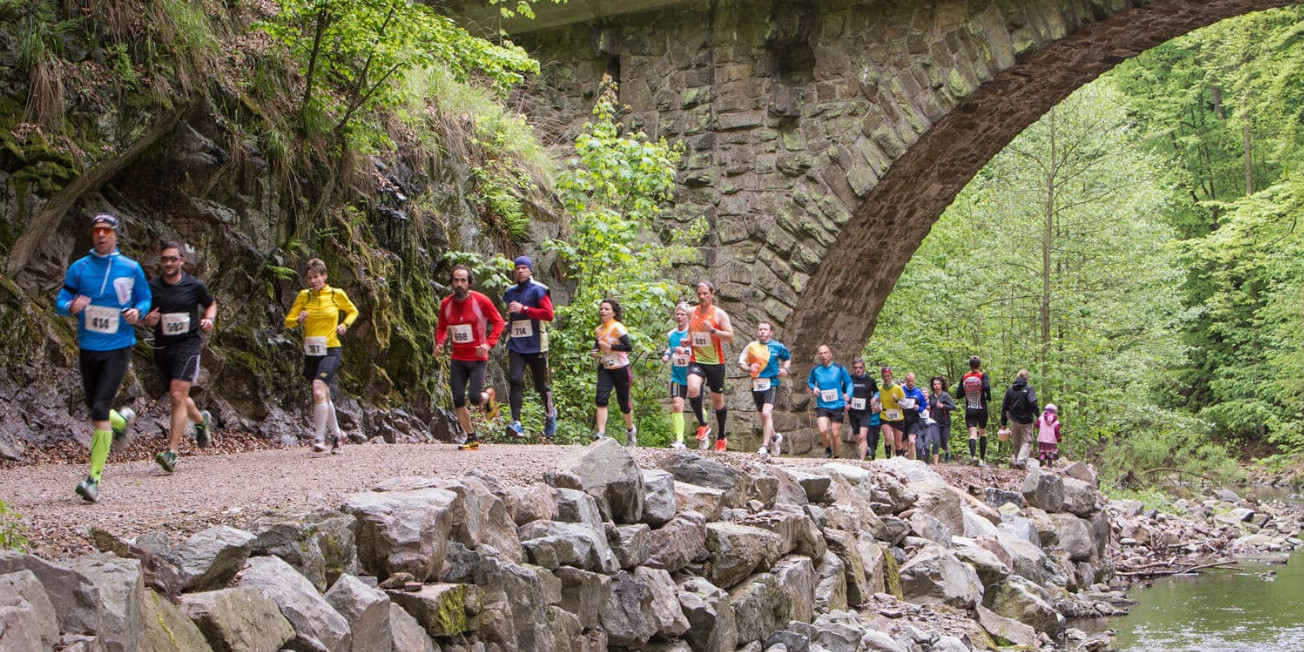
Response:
[[1, 443, 1144, 651]]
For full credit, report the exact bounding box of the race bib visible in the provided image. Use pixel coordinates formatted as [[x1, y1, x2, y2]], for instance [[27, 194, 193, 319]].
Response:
[[602, 354, 623, 369], [84, 305, 119, 334], [511, 320, 533, 338], [304, 336, 327, 356], [450, 324, 473, 343], [751, 377, 771, 392], [671, 352, 689, 367], [161, 312, 190, 336], [851, 397, 866, 411], [820, 388, 838, 403], [884, 408, 903, 421], [691, 331, 711, 347]]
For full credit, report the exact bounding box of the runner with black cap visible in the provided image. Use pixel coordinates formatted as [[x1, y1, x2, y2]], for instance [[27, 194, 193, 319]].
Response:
[[56, 212, 151, 502]]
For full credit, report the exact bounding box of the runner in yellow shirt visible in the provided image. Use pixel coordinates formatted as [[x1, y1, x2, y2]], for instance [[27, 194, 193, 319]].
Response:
[[284, 258, 358, 453]]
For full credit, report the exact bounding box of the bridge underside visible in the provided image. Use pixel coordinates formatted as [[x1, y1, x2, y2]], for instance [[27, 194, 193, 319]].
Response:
[[471, 0, 1297, 451]]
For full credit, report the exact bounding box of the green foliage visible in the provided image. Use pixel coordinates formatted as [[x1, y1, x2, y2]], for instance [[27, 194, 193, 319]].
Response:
[[0, 501, 28, 552], [543, 79, 704, 444], [256, 0, 539, 144]]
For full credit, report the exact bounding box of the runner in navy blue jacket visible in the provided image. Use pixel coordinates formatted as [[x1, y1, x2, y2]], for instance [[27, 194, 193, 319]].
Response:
[[55, 213, 151, 502], [501, 256, 557, 440]]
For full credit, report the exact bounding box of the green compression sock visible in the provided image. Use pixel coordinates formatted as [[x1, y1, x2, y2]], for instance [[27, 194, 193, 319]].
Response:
[[672, 412, 685, 443], [90, 429, 111, 481]]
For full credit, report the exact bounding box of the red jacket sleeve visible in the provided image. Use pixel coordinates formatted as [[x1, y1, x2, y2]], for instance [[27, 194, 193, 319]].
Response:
[[482, 294, 505, 347], [523, 293, 554, 321], [435, 299, 447, 348]]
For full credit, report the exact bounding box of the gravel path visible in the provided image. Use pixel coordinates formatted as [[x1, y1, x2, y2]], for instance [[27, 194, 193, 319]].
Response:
[[1, 435, 1025, 560]]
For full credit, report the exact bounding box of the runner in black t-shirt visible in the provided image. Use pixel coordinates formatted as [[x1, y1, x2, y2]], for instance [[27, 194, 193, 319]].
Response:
[[142, 242, 216, 472]]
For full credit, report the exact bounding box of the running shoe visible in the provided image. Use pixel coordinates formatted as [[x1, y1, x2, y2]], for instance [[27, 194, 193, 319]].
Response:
[[626, 426, 638, 448], [822, 446, 833, 459], [714, 438, 727, 453], [507, 421, 525, 439], [483, 388, 499, 420], [109, 407, 136, 453], [694, 425, 711, 442], [670, 441, 686, 450], [772, 433, 784, 455], [458, 436, 480, 451], [543, 407, 558, 439], [311, 437, 327, 453], [75, 476, 99, 503], [155, 450, 178, 473], [194, 410, 212, 449]]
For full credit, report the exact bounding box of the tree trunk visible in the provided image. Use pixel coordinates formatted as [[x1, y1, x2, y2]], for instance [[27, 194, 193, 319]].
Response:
[[5, 101, 190, 278]]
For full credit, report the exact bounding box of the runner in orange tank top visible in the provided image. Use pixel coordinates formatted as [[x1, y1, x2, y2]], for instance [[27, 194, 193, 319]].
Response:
[[685, 281, 735, 452]]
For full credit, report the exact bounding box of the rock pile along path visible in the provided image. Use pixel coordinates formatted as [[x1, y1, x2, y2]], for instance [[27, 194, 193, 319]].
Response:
[[0, 438, 1024, 560]]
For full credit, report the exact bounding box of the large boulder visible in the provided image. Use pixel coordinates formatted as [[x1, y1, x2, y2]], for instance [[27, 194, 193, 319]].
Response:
[[386, 582, 477, 638], [508, 483, 559, 526], [548, 438, 645, 523], [703, 523, 786, 589], [813, 550, 848, 613], [0, 550, 104, 635], [678, 576, 738, 652], [340, 487, 459, 581], [737, 506, 825, 560], [600, 570, 657, 648], [0, 569, 59, 650], [607, 523, 652, 569], [975, 604, 1037, 649], [984, 575, 1063, 635], [324, 574, 390, 652], [238, 555, 352, 651], [911, 481, 964, 536], [1021, 471, 1065, 513], [674, 481, 726, 522], [555, 566, 611, 630], [641, 469, 677, 526], [65, 553, 144, 652], [729, 573, 791, 646], [634, 567, 691, 639], [897, 546, 982, 609], [1049, 513, 1097, 562], [1060, 477, 1099, 517], [141, 588, 213, 652], [771, 556, 817, 624], [646, 512, 708, 573], [168, 526, 258, 593], [659, 452, 752, 507], [824, 529, 869, 607], [181, 587, 296, 652], [517, 520, 618, 573], [554, 488, 606, 532], [250, 508, 358, 592], [388, 603, 435, 652]]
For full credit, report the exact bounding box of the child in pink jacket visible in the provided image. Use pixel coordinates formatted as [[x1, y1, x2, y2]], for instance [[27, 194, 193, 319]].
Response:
[[1036, 404, 1062, 468]]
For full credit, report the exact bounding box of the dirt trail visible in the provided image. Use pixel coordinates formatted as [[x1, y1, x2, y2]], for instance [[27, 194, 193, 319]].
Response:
[[0, 437, 1023, 560]]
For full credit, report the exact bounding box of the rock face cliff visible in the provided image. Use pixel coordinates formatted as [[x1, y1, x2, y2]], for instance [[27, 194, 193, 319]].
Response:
[[0, 2, 546, 452], [0, 448, 1128, 651]]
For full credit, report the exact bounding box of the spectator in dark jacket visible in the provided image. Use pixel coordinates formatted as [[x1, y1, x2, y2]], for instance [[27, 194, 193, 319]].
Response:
[[1000, 369, 1039, 469]]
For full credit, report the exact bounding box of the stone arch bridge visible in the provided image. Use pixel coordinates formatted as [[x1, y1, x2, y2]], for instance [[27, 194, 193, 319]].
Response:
[[455, 0, 1299, 448]]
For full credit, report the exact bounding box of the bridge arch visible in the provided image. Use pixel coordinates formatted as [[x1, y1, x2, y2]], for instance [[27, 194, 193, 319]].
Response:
[[465, 0, 1299, 445]]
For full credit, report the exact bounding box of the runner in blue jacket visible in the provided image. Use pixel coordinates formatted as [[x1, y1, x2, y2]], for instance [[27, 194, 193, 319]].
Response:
[[55, 213, 150, 502], [807, 344, 852, 459]]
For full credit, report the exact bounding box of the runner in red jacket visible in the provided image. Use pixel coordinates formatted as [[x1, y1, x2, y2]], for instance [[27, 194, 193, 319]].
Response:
[[436, 265, 505, 450]]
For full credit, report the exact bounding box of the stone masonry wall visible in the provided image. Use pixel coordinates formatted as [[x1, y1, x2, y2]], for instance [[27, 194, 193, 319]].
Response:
[[511, 0, 1295, 450]]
